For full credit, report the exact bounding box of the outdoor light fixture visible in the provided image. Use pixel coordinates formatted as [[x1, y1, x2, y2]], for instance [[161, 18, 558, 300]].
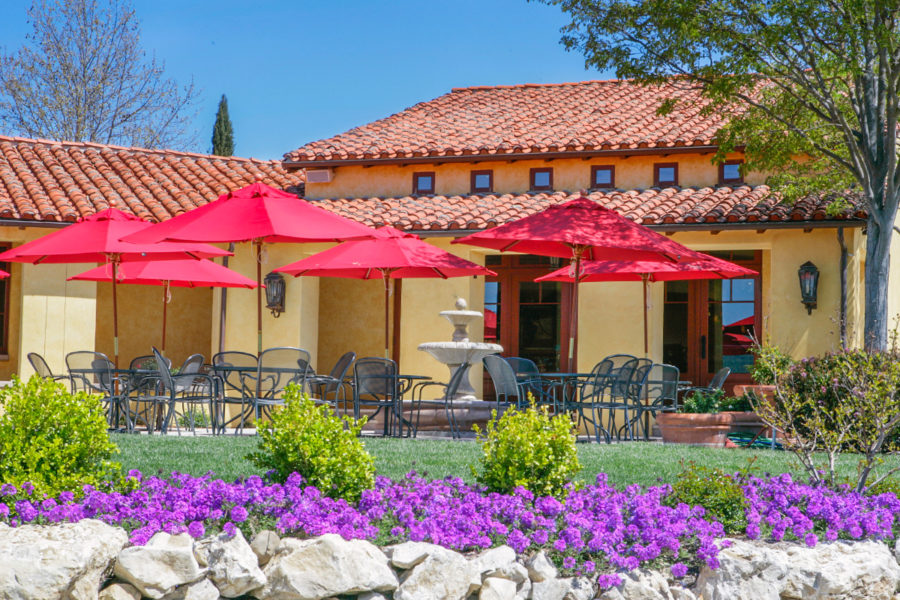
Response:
[[264, 272, 286, 318], [798, 261, 819, 315]]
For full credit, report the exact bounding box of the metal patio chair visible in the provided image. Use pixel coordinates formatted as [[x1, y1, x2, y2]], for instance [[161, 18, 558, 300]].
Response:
[[249, 347, 311, 424], [682, 367, 732, 399], [306, 351, 356, 414], [353, 357, 403, 436], [65, 350, 129, 431], [619, 359, 654, 440], [641, 363, 681, 438], [411, 361, 471, 439], [483, 354, 526, 413], [505, 356, 559, 409], [211, 351, 258, 433], [27, 352, 69, 383], [152, 347, 220, 435], [567, 357, 615, 442]]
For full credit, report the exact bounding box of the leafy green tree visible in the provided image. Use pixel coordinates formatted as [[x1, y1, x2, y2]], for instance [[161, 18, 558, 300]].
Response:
[[211, 94, 234, 156], [543, 0, 900, 349], [0, 0, 197, 149]]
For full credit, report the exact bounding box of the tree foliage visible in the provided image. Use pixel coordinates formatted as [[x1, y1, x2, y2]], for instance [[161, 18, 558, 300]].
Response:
[[211, 94, 234, 156], [0, 0, 198, 149], [543, 0, 900, 349]]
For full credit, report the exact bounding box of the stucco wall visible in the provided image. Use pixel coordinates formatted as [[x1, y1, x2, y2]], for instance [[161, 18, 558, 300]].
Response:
[[306, 152, 758, 200]]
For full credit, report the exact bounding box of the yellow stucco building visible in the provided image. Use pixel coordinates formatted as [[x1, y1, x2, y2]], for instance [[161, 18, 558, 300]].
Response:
[[0, 78, 876, 405]]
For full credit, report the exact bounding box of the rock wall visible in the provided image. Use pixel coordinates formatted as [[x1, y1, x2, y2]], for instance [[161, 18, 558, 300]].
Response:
[[2, 520, 900, 600]]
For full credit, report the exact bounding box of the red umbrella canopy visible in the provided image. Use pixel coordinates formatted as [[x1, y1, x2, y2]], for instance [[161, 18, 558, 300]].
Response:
[[274, 226, 497, 279], [0, 208, 231, 264], [122, 182, 375, 245], [535, 254, 758, 283], [68, 258, 259, 288], [454, 197, 698, 262]]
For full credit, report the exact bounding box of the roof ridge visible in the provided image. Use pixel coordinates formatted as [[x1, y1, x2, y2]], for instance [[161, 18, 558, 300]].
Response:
[[450, 78, 634, 92], [0, 133, 282, 165]]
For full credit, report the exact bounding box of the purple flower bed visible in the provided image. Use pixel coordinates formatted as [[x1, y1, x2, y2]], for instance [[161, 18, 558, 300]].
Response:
[[1, 470, 899, 587]]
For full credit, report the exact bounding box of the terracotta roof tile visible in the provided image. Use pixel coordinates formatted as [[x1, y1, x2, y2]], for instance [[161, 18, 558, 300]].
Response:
[[286, 80, 738, 163], [0, 135, 304, 222], [311, 186, 865, 231]]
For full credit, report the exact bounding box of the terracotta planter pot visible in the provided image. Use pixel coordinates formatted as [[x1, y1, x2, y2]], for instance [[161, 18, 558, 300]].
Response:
[[723, 411, 769, 436], [656, 412, 734, 447]]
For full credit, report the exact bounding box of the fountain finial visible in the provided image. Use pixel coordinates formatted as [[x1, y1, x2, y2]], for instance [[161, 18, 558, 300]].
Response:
[[455, 297, 468, 310]]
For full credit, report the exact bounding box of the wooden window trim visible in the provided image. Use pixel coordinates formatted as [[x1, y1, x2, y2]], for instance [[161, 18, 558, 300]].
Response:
[[530, 167, 554, 191], [470, 170, 493, 193], [412, 171, 435, 195], [590, 165, 615, 189], [654, 162, 679, 187], [719, 160, 744, 185], [0, 246, 9, 356]]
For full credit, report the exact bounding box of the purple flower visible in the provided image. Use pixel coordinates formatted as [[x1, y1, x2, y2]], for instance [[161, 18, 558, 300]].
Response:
[[597, 573, 623, 589], [671, 563, 688, 578], [187, 521, 205, 538], [0, 484, 16, 496], [562, 556, 576, 569], [223, 522, 237, 537], [230, 506, 248, 523]]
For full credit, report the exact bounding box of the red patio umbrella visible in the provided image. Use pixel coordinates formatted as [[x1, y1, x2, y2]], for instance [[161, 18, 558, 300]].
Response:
[[122, 182, 375, 353], [535, 254, 758, 355], [69, 258, 258, 355], [0, 208, 230, 365], [274, 226, 496, 358], [454, 197, 705, 367]]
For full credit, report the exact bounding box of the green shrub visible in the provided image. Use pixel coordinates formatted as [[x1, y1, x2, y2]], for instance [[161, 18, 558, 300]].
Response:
[[756, 349, 900, 492], [680, 389, 724, 413], [472, 400, 580, 497], [248, 385, 374, 502], [750, 343, 793, 384], [719, 394, 754, 412], [0, 375, 119, 496], [665, 462, 748, 534]]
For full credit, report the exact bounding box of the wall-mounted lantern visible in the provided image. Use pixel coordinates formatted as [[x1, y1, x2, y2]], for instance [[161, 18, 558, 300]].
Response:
[[264, 272, 286, 318], [798, 261, 819, 315]]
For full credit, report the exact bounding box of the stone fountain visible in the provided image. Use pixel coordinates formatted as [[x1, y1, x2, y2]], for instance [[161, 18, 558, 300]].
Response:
[[418, 298, 503, 401]]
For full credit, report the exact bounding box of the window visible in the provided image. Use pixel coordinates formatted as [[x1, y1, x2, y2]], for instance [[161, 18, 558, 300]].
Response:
[[719, 160, 743, 185], [590, 165, 615, 189], [654, 163, 679, 187], [470, 170, 493, 193], [530, 168, 553, 191], [412, 171, 435, 195]]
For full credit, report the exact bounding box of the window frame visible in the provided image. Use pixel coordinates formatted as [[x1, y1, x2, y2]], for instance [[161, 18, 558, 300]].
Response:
[[412, 171, 435, 195], [653, 162, 679, 187], [590, 165, 616, 189], [470, 170, 494, 194], [529, 167, 554, 191], [719, 160, 744, 185]]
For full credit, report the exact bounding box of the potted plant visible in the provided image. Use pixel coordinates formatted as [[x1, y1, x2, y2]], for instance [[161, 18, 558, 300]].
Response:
[[656, 389, 733, 447], [719, 393, 769, 439], [732, 343, 793, 403]]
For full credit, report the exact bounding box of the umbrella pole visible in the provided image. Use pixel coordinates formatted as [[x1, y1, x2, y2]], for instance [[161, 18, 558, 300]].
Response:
[[161, 282, 169, 355], [383, 272, 391, 359], [112, 260, 119, 368], [568, 250, 582, 371], [256, 240, 262, 355], [642, 274, 649, 357]]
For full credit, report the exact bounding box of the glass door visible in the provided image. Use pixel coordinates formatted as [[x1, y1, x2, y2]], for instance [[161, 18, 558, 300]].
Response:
[[662, 251, 761, 391]]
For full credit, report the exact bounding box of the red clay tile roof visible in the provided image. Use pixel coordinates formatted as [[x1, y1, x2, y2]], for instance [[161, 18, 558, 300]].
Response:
[[0, 135, 304, 223], [312, 186, 865, 231], [285, 80, 736, 164]]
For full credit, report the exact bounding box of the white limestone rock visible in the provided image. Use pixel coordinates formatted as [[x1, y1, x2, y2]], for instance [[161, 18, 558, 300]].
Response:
[[530, 576, 595, 600], [253, 534, 398, 600], [526, 551, 558, 583], [194, 529, 266, 597], [250, 530, 280, 567], [0, 519, 128, 600], [358, 593, 388, 600], [394, 545, 479, 600], [470, 545, 517, 578], [480, 576, 518, 600], [696, 538, 900, 600], [161, 578, 220, 600], [114, 532, 207, 599], [599, 569, 696, 600], [98, 583, 141, 600], [388, 541, 445, 569]]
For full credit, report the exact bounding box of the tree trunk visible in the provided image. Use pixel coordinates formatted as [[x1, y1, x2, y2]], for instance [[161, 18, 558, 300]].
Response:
[[864, 214, 892, 351]]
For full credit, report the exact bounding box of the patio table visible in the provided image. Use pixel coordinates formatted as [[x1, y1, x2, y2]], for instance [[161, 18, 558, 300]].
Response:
[[353, 373, 432, 437], [539, 372, 596, 412]]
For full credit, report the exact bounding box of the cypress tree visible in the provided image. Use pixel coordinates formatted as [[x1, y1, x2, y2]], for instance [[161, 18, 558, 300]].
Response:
[[211, 94, 234, 156]]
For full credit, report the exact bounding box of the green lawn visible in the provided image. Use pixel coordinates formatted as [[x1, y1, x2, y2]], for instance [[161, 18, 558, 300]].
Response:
[[110, 434, 900, 488]]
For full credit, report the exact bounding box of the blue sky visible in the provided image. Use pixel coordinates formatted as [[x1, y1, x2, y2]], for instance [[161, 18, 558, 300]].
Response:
[[0, 0, 612, 160]]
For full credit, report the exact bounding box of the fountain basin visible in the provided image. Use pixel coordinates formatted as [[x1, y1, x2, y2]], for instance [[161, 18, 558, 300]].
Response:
[[418, 341, 503, 401]]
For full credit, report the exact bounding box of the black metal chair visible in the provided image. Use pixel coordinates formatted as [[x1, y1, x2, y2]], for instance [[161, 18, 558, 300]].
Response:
[[568, 358, 615, 442], [412, 361, 470, 439], [211, 351, 258, 433], [619, 359, 654, 440], [504, 356, 559, 409], [152, 347, 220, 434], [353, 357, 403, 436], [27, 352, 69, 383], [642, 363, 681, 438], [249, 347, 311, 424], [682, 367, 732, 399], [65, 350, 129, 430], [306, 351, 356, 414], [483, 354, 526, 412]]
